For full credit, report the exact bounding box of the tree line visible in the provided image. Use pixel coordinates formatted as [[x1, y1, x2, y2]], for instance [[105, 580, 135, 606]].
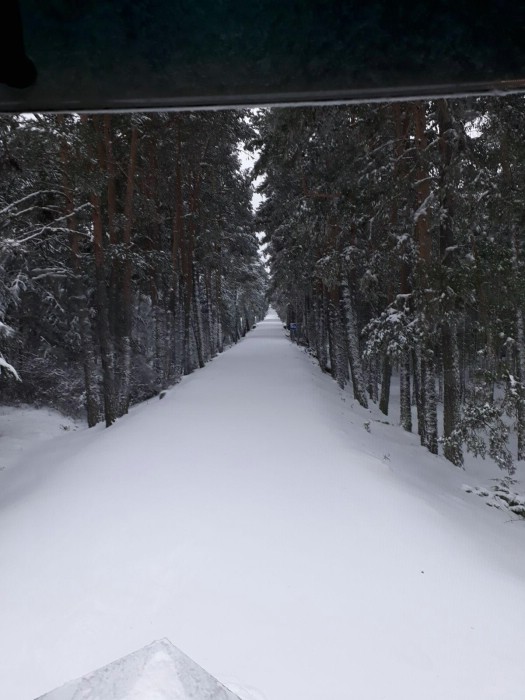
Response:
[[255, 97, 525, 472], [0, 112, 267, 426]]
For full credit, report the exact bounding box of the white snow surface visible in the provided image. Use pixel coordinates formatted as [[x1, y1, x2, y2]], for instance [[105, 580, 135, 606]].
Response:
[[0, 309, 524, 700], [36, 639, 240, 700], [0, 404, 78, 474]]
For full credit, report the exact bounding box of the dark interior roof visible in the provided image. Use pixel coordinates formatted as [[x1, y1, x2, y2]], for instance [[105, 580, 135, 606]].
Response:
[[2, 1, 525, 112]]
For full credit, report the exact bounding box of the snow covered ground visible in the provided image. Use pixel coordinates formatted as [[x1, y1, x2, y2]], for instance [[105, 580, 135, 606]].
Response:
[[0, 310, 524, 700], [0, 404, 79, 475]]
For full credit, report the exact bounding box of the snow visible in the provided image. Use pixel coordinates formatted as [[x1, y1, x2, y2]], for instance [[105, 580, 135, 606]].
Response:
[[0, 309, 524, 700], [0, 355, 21, 381], [0, 404, 79, 474], [36, 639, 241, 700]]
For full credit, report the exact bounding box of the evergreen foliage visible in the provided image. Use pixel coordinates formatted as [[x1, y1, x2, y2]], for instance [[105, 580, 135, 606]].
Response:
[[256, 97, 525, 472], [0, 112, 267, 426], [2, 97, 525, 472]]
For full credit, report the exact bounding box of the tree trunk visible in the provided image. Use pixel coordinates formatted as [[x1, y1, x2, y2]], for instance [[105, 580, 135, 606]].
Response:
[[118, 123, 139, 414], [59, 120, 99, 427], [340, 277, 368, 406], [424, 352, 439, 454], [367, 359, 379, 403], [442, 318, 462, 464], [516, 309, 525, 461], [437, 99, 463, 466], [413, 102, 439, 455], [328, 290, 347, 389], [204, 270, 215, 358], [91, 186, 117, 427], [400, 353, 412, 431], [413, 347, 426, 445], [317, 292, 329, 372], [392, 103, 413, 429], [192, 267, 206, 369], [379, 356, 391, 416], [413, 102, 432, 265]]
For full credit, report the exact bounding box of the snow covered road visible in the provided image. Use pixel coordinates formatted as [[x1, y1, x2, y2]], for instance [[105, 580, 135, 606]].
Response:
[[1, 310, 524, 699]]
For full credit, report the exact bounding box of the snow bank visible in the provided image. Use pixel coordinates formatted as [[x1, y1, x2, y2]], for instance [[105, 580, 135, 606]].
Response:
[[36, 639, 240, 700], [0, 404, 79, 474]]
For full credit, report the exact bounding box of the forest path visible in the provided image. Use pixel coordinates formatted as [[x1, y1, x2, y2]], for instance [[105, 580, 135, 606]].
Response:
[[1, 310, 525, 700]]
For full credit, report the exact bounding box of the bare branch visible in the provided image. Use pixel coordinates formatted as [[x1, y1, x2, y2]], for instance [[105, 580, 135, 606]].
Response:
[[0, 190, 64, 217]]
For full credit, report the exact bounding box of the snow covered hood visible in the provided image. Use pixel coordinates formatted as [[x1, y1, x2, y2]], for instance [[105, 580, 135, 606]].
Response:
[[35, 639, 241, 700]]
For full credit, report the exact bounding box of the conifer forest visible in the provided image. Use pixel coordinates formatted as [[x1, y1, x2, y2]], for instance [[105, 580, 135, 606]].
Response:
[[1, 97, 525, 472], [0, 112, 268, 427]]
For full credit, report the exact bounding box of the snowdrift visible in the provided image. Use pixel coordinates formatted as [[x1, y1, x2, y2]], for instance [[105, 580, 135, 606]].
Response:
[[0, 311, 524, 700]]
